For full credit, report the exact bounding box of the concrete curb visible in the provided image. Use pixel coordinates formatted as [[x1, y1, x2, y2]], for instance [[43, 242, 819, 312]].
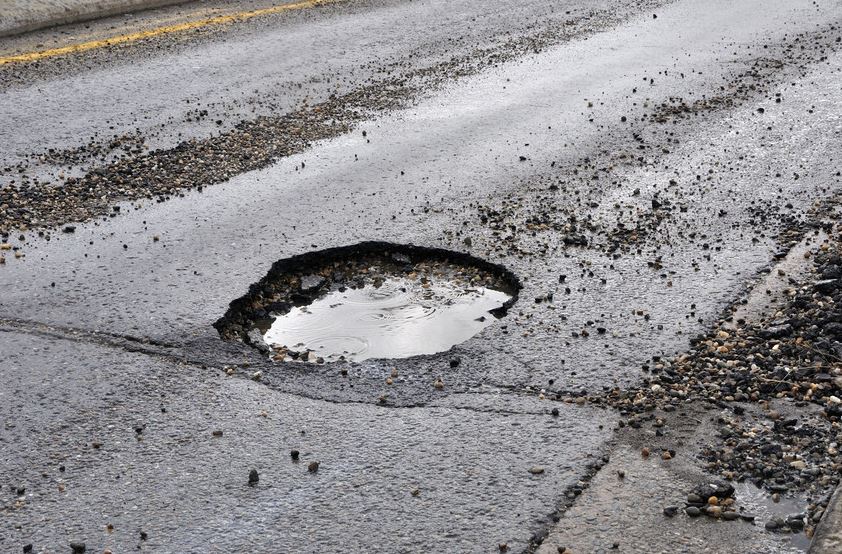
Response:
[[810, 484, 842, 553], [0, 0, 191, 38]]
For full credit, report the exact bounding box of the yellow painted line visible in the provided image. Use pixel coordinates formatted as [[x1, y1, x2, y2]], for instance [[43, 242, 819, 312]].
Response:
[[0, 0, 339, 66]]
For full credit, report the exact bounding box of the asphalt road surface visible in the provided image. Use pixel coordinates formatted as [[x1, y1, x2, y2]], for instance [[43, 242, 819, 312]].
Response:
[[1, 0, 842, 552]]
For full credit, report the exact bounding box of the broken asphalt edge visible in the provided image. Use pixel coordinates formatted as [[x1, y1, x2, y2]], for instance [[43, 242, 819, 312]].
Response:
[[810, 483, 842, 553]]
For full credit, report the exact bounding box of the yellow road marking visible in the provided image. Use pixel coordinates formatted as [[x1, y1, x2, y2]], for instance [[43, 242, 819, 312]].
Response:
[[0, 0, 340, 66]]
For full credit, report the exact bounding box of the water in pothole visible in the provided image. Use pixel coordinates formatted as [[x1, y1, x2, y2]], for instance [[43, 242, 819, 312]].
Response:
[[735, 482, 810, 551], [262, 276, 511, 362]]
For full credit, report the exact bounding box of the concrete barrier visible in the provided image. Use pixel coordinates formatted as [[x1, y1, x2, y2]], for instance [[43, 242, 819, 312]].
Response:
[[810, 484, 842, 553], [0, 0, 191, 38]]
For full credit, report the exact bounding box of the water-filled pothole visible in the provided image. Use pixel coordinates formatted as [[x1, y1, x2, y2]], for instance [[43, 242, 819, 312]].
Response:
[[215, 242, 521, 363]]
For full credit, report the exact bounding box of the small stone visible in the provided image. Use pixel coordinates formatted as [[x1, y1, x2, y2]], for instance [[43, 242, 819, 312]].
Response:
[[23, 545, 33, 553], [248, 469, 259, 485], [290, 449, 300, 461], [787, 515, 805, 530], [707, 496, 718, 506], [212, 430, 223, 437], [528, 466, 545, 475], [814, 279, 837, 293], [661, 450, 672, 460], [617, 470, 625, 479], [686, 506, 701, 517], [663, 505, 678, 517], [498, 544, 508, 552], [551, 408, 559, 417], [411, 488, 420, 497], [308, 461, 320, 473], [449, 357, 461, 368], [434, 378, 444, 389], [140, 531, 148, 541], [63, 226, 76, 233], [722, 511, 740, 521], [70, 543, 86, 554], [641, 447, 650, 458]]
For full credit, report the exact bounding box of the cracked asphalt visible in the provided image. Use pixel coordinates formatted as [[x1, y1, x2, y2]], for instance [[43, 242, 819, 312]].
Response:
[[1, 0, 842, 552]]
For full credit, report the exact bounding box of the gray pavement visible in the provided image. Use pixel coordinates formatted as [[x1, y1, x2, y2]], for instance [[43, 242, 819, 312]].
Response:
[[1, 0, 842, 552], [1, 330, 612, 552], [0, 0, 189, 37]]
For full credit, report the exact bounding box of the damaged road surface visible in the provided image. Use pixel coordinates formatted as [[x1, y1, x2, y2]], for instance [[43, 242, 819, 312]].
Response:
[[1, 0, 842, 552]]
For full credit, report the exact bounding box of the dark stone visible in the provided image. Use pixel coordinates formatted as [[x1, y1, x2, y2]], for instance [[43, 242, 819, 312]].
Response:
[[290, 449, 300, 461], [760, 324, 792, 339], [822, 322, 842, 338], [70, 543, 86, 554], [663, 506, 678, 517], [821, 264, 842, 279], [248, 469, 259, 485], [814, 279, 838, 294], [786, 515, 805, 530], [563, 234, 588, 246], [694, 481, 735, 500]]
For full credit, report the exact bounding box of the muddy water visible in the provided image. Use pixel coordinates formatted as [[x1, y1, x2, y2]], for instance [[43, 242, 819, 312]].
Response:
[[263, 277, 511, 362]]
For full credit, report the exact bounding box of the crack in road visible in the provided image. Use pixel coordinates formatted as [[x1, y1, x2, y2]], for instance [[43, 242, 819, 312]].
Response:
[[0, 316, 575, 416]]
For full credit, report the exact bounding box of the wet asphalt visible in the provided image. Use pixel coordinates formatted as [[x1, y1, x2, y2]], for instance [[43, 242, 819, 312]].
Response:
[[2, 0, 842, 552]]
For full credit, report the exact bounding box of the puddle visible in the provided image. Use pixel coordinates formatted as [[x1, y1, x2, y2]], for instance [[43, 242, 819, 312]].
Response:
[[215, 242, 521, 362], [735, 482, 810, 551], [263, 276, 510, 362]]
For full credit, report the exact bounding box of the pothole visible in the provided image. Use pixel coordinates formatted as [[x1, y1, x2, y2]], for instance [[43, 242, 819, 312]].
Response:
[[215, 242, 521, 363]]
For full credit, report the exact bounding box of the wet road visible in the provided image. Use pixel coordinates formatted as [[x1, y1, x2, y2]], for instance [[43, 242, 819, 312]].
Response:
[[1, 0, 842, 552]]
